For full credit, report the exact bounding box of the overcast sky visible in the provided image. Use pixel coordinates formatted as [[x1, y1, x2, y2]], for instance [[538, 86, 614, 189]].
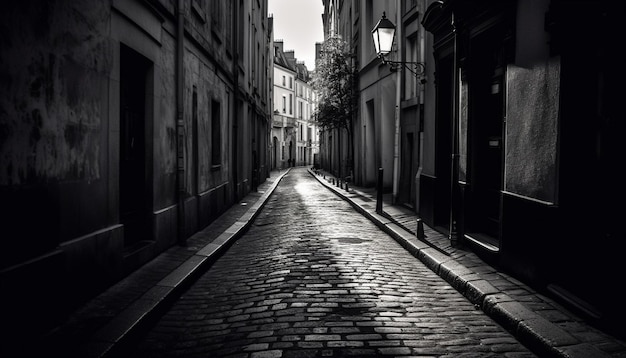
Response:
[[268, 0, 325, 71]]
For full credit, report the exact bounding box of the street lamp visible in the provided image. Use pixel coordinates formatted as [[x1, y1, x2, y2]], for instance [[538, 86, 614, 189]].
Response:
[[371, 12, 425, 78]]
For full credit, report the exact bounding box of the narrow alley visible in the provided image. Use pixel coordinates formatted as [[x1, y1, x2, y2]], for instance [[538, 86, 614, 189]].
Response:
[[2, 1, 625, 357], [127, 168, 533, 357]]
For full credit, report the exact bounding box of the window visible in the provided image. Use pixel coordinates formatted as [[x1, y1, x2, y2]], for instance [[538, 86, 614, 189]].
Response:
[[289, 77, 293, 89], [211, 0, 222, 29], [211, 99, 221, 166], [299, 101, 303, 119], [289, 94, 293, 114], [403, 0, 418, 11], [254, 41, 259, 83], [282, 95, 286, 113], [224, 1, 232, 46], [238, 0, 244, 60], [282, 75, 286, 86], [366, 0, 373, 53], [405, 34, 418, 99]]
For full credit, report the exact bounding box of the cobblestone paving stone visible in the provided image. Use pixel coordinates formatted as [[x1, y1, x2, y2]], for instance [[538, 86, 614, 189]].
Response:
[[22, 173, 286, 358], [130, 168, 535, 357], [319, 170, 626, 357]]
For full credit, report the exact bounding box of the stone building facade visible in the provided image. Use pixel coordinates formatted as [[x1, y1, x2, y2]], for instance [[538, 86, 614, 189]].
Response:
[[422, 0, 625, 339], [323, 0, 626, 340], [271, 40, 318, 169], [320, 0, 434, 208], [0, 0, 273, 339]]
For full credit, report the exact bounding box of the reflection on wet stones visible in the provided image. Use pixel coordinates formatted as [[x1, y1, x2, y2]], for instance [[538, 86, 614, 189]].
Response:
[[132, 168, 535, 357], [331, 237, 369, 244]]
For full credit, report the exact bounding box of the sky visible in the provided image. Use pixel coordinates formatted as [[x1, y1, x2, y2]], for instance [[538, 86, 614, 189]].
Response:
[[268, 0, 325, 71]]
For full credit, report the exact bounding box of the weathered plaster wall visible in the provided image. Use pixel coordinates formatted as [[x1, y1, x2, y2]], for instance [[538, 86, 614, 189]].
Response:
[[184, 50, 231, 196], [0, 0, 114, 266], [379, 76, 397, 189], [505, 60, 560, 203], [0, 0, 118, 339], [504, 0, 559, 203], [154, 31, 178, 209], [0, 0, 112, 186]]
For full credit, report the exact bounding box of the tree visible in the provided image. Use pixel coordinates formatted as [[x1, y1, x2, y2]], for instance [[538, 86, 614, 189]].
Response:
[[312, 36, 357, 179]]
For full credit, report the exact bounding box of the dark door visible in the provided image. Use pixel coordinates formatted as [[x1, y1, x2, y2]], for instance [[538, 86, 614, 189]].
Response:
[[120, 44, 149, 247], [434, 55, 453, 230], [400, 131, 415, 207], [467, 32, 504, 240]]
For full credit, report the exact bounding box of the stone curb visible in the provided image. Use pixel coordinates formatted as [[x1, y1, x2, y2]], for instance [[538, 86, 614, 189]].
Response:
[[307, 168, 609, 358], [78, 169, 292, 358]]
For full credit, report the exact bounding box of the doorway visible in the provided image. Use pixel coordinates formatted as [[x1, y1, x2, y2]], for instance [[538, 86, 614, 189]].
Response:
[[119, 44, 151, 248], [466, 30, 505, 245], [434, 55, 453, 231], [400, 131, 416, 208]]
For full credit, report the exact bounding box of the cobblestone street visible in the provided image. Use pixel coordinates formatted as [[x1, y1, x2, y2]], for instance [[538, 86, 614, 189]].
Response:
[[130, 168, 534, 357]]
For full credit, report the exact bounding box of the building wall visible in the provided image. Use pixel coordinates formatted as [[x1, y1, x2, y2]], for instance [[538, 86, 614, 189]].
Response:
[[295, 78, 316, 166], [272, 41, 318, 169], [323, 0, 433, 194], [358, 0, 398, 189], [423, 0, 626, 339], [0, 0, 272, 340], [274, 66, 295, 117], [273, 64, 296, 168]]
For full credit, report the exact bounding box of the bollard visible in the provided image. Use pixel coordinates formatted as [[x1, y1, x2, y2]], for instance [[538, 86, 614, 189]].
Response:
[[376, 169, 383, 213], [345, 180, 349, 192], [376, 168, 383, 213], [416, 218, 425, 240]]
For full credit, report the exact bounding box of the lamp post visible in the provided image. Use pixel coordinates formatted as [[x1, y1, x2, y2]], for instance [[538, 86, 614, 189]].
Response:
[[371, 10, 427, 205]]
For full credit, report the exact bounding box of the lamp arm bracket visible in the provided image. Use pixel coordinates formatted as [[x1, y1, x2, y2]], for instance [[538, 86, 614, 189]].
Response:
[[379, 57, 426, 77]]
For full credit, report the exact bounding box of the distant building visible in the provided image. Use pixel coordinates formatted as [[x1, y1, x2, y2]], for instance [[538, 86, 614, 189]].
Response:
[[295, 61, 318, 167], [272, 40, 319, 169], [0, 0, 273, 342]]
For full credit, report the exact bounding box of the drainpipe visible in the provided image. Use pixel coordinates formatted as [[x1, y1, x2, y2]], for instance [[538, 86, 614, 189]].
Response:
[[232, 0, 239, 201], [448, 11, 459, 246], [176, 0, 186, 245], [392, 0, 402, 204], [415, 0, 427, 213]]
